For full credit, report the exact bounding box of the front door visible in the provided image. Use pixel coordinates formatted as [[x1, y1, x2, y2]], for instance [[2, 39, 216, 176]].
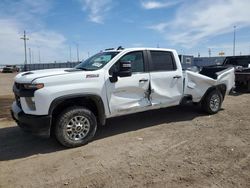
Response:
[[106, 51, 151, 116]]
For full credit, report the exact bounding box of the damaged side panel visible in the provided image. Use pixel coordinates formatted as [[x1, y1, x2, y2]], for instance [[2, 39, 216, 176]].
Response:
[[184, 71, 216, 102], [106, 73, 151, 116], [150, 71, 183, 107], [184, 68, 235, 102]]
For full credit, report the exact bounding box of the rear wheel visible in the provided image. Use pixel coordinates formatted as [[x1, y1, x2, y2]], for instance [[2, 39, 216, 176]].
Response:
[[202, 90, 223, 114], [55, 106, 97, 147]]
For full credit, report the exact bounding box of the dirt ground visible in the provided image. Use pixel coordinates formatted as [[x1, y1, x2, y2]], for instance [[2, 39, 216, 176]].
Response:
[[0, 73, 250, 188]]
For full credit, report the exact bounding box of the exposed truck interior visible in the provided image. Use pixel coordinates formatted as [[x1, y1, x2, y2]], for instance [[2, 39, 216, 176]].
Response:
[[199, 66, 232, 79]]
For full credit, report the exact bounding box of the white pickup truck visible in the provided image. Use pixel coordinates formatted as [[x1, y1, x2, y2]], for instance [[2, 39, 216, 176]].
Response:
[[11, 47, 235, 147]]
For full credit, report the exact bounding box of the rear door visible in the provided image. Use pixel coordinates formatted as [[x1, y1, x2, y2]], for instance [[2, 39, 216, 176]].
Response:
[[106, 51, 151, 116], [148, 50, 183, 107]]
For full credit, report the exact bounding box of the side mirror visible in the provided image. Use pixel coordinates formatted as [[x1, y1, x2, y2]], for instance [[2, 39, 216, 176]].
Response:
[[109, 61, 132, 83], [117, 61, 132, 77]]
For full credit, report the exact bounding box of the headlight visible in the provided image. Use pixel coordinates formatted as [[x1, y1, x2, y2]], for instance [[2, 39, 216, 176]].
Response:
[[23, 83, 44, 90]]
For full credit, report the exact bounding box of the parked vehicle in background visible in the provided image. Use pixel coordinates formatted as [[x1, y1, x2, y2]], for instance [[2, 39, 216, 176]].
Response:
[[222, 55, 250, 91], [2, 65, 19, 73], [11, 47, 235, 147]]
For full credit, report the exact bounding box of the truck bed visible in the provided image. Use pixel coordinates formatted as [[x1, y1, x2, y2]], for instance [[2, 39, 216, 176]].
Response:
[[183, 67, 235, 102]]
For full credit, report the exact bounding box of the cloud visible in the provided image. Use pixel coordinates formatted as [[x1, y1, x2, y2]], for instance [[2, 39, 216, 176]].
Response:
[[0, 19, 69, 64], [147, 0, 250, 49], [132, 43, 144, 47], [28, 31, 68, 63], [147, 22, 168, 32], [0, 0, 52, 24], [0, 0, 70, 64], [78, 0, 112, 23], [0, 19, 24, 64], [141, 0, 180, 9]]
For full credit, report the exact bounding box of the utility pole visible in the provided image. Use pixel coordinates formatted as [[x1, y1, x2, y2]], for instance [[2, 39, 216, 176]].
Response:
[[69, 46, 72, 62], [38, 47, 41, 63], [233, 25, 236, 56], [29, 48, 31, 64], [20, 30, 29, 70], [76, 43, 79, 62], [32, 50, 34, 64], [208, 48, 211, 57]]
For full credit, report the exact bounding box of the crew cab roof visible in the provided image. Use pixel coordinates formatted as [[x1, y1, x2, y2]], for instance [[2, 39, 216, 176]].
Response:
[[104, 47, 176, 53]]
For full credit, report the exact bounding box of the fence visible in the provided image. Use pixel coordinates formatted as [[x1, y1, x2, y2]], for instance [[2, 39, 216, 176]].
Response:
[[193, 57, 225, 67], [22, 62, 80, 71]]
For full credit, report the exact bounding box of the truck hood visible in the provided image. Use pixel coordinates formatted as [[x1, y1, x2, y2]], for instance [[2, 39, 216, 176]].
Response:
[[15, 68, 77, 83]]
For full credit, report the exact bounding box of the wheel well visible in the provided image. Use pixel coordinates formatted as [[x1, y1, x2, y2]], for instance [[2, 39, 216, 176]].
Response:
[[201, 84, 227, 103], [216, 84, 227, 99], [50, 96, 106, 135]]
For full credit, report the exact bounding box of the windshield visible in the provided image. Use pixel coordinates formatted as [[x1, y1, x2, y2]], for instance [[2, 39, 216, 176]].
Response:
[[75, 51, 120, 71]]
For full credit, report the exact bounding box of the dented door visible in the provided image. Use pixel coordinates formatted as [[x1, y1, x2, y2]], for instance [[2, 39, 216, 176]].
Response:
[[148, 50, 183, 107], [106, 51, 151, 116]]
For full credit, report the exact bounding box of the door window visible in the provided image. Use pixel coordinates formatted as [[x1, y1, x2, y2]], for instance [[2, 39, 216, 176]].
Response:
[[109, 51, 145, 74], [150, 51, 176, 71]]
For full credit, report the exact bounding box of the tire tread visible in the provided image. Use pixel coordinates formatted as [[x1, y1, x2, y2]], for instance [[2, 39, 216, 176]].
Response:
[[55, 106, 97, 147]]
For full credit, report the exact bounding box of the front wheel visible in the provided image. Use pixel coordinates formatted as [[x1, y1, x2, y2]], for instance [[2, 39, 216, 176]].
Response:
[[55, 106, 97, 147], [201, 90, 223, 114]]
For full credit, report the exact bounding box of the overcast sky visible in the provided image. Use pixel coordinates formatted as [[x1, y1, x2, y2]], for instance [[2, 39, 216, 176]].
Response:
[[0, 0, 250, 65]]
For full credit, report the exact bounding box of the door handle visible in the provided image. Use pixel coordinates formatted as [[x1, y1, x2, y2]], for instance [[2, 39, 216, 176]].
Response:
[[173, 75, 181, 79], [139, 79, 149, 82]]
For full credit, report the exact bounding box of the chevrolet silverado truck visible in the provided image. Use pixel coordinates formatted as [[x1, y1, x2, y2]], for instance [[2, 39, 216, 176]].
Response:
[[11, 48, 235, 147]]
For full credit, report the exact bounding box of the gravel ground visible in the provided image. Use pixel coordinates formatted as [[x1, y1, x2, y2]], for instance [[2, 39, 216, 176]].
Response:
[[0, 72, 17, 96], [0, 73, 250, 188]]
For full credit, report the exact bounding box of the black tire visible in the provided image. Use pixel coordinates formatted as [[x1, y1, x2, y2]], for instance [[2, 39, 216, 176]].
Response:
[[201, 89, 223, 114], [55, 106, 97, 147]]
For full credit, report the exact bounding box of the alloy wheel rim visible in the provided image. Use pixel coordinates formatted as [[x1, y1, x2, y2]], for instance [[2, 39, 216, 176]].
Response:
[[209, 94, 220, 112], [65, 116, 90, 141]]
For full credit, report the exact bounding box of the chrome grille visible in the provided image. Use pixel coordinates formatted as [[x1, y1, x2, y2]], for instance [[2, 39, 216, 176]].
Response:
[[15, 82, 23, 90]]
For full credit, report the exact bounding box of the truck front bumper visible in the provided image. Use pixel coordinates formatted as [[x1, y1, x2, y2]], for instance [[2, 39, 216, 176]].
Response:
[[11, 102, 52, 138]]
